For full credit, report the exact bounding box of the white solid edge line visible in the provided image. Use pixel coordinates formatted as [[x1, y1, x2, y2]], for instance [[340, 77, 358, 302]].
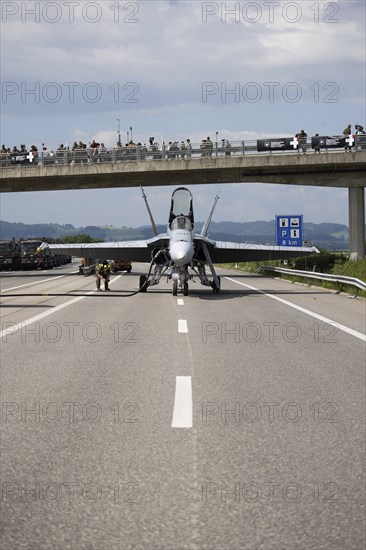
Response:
[[109, 275, 122, 284], [0, 275, 123, 340], [178, 319, 188, 333], [225, 276, 366, 342], [171, 376, 192, 428], [0, 275, 65, 293], [0, 291, 95, 340]]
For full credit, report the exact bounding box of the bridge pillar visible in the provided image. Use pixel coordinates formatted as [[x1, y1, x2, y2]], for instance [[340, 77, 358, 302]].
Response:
[[348, 187, 365, 260]]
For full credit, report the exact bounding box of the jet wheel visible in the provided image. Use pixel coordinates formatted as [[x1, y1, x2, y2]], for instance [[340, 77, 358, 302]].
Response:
[[139, 275, 148, 292], [183, 282, 189, 296], [172, 280, 178, 296], [212, 276, 221, 294]]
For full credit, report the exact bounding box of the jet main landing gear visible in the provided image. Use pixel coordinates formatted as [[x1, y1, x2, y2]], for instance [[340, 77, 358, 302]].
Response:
[[139, 275, 148, 292], [212, 276, 220, 294]]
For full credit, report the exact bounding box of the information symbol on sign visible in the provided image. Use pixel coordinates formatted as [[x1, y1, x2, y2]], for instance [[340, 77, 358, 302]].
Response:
[[276, 215, 303, 247]]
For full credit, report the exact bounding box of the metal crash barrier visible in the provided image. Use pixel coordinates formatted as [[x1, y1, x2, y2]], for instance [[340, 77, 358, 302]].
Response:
[[258, 265, 366, 292]]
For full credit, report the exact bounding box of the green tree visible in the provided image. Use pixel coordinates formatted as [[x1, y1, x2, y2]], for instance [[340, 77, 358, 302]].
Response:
[[61, 234, 102, 243]]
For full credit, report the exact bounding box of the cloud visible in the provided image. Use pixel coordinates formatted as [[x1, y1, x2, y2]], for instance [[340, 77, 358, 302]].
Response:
[[3, 1, 364, 92], [1, 1, 364, 226]]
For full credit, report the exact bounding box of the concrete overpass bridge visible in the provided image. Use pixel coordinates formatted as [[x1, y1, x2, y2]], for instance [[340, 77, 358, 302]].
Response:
[[1, 146, 365, 258]]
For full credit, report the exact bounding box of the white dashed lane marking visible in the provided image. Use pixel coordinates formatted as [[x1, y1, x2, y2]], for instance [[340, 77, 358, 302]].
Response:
[[171, 376, 192, 428], [178, 319, 188, 333]]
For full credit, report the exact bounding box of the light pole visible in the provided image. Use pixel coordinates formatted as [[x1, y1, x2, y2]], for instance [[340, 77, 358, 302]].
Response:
[[215, 131, 218, 157], [130, 126, 133, 143], [117, 118, 121, 146]]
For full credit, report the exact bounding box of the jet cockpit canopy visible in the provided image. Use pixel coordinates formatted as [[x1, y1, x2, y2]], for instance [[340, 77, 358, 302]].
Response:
[[170, 216, 193, 231], [169, 187, 194, 226]]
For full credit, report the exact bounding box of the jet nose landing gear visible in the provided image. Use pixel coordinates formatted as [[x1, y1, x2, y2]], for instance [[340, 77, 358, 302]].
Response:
[[172, 280, 189, 296], [172, 270, 190, 296]]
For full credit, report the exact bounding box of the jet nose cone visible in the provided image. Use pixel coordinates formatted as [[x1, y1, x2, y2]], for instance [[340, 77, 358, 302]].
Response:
[[170, 242, 193, 266]]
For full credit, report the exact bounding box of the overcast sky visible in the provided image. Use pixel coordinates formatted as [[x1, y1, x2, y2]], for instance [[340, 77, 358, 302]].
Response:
[[1, 0, 365, 227]]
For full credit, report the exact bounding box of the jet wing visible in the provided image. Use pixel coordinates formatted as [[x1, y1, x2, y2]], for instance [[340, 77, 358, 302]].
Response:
[[47, 235, 169, 262], [194, 235, 319, 263]]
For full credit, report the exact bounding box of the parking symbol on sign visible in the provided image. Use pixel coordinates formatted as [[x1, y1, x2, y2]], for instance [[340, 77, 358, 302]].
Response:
[[276, 215, 303, 246]]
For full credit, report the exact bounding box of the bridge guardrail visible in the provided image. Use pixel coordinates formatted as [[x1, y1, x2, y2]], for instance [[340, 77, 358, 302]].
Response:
[[2, 135, 366, 168], [258, 265, 366, 292]]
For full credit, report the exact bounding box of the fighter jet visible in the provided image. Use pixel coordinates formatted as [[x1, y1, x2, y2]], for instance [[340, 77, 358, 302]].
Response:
[[47, 187, 318, 296]]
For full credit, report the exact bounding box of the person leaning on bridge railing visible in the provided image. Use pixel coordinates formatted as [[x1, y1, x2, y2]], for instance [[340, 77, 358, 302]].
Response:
[[224, 139, 232, 157], [1, 145, 11, 166], [114, 140, 124, 162], [126, 141, 137, 161], [200, 137, 213, 158], [186, 139, 192, 158], [298, 129, 308, 153], [90, 139, 100, 161], [167, 141, 175, 159], [179, 141, 187, 159], [343, 124, 353, 152], [355, 125, 366, 150], [56, 144, 66, 164], [206, 137, 213, 157], [313, 134, 321, 154]]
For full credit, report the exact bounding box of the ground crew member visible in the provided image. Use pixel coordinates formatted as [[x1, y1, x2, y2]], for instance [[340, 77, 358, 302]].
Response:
[[96, 261, 111, 291]]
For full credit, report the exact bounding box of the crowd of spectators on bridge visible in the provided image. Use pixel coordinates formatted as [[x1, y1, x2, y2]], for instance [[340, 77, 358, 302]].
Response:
[[1, 136, 231, 165], [1, 123, 365, 167]]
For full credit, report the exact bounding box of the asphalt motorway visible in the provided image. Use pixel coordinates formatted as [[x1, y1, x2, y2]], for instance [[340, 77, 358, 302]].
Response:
[[0, 263, 365, 550]]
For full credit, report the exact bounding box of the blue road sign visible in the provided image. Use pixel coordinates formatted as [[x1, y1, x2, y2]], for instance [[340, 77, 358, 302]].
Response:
[[276, 215, 303, 246]]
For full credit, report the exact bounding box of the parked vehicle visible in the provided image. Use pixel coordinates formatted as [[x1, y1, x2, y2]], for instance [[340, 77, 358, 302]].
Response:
[[0, 240, 21, 270], [112, 259, 132, 273], [20, 239, 53, 270]]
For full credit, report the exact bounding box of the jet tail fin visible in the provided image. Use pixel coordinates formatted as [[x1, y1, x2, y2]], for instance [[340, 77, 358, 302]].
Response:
[[200, 189, 220, 237], [140, 186, 158, 237]]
